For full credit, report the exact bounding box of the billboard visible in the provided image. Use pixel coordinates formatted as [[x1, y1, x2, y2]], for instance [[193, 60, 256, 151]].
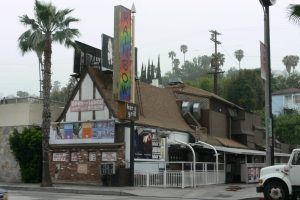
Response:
[[50, 120, 115, 144], [101, 34, 114, 71], [73, 41, 101, 75], [113, 5, 132, 101]]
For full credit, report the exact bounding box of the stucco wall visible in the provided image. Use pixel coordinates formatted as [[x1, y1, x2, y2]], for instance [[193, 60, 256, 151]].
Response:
[[0, 126, 21, 182]]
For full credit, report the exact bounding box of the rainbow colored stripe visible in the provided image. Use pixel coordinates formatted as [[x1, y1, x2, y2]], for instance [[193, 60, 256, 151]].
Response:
[[119, 7, 132, 101]]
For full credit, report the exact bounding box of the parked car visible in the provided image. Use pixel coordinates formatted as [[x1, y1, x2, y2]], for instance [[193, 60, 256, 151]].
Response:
[[0, 188, 7, 200]]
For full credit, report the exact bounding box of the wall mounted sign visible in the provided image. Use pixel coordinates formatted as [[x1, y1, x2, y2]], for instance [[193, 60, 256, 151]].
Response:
[[50, 120, 115, 144], [53, 153, 68, 162], [113, 5, 132, 101], [70, 99, 104, 112], [102, 152, 117, 162], [118, 101, 138, 121]]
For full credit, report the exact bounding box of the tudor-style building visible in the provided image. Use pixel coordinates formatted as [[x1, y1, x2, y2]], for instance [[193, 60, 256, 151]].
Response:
[[49, 67, 194, 185], [49, 63, 290, 186]]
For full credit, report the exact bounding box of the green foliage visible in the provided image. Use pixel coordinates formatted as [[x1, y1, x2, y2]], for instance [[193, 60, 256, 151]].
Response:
[[221, 69, 264, 111], [156, 56, 162, 84], [17, 91, 30, 98], [9, 127, 42, 183], [272, 73, 300, 92], [50, 78, 76, 102], [274, 111, 300, 145], [185, 77, 213, 92]]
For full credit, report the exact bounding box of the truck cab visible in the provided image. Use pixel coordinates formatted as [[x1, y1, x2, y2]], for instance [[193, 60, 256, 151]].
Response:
[[257, 149, 300, 200]]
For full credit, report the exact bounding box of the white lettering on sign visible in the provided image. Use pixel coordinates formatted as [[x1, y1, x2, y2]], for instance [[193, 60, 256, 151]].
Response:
[[53, 153, 67, 162], [102, 152, 117, 161], [70, 99, 104, 112]]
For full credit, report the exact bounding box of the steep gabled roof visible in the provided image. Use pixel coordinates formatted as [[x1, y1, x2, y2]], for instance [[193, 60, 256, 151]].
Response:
[[272, 88, 300, 96], [90, 68, 193, 133], [166, 84, 243, 110], [58, 67, 193, 134]]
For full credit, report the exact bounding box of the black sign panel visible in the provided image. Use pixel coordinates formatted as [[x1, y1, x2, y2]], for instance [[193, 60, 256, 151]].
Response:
[[126, 102, 138, 120], [73, 41, 101, 75], [101, 34, 114, 71]]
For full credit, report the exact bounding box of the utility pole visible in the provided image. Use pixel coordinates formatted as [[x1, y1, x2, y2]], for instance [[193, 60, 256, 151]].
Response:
[[259, 0, 276, 166], [209, 30, 223, 95]]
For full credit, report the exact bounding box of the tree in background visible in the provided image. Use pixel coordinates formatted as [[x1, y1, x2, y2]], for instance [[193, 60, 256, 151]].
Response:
[[282, 55, 299, 75], [146, 60, 151, 84], [17, 91, 30, 98], [274, 110, 300, 145], [140, 63, 147, 83], [273, 73, 300, 90], [151, 60, 155, 81], [181, 55, 211, 82], [222, 69, 264, 111], [156, 55, 162, 84], [18, 0, 79, 187], [50, 78, 76, 103], [288, 4, 300, 24], [168, 51, 176, 72], [234, 49, 244, 70], [173, 58, 181, 78], [180, 44, 188, 64]]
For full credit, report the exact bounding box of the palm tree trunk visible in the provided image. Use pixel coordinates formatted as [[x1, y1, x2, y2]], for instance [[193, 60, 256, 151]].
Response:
[[41, 33, 53, 187]]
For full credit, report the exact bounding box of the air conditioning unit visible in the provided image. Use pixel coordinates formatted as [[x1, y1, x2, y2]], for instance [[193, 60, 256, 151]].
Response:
[[192, 103, 201, 121], [182, 101, 193, 115]]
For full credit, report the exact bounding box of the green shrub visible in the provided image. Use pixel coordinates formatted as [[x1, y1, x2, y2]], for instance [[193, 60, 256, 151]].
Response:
[[9, 127, 42, 183]]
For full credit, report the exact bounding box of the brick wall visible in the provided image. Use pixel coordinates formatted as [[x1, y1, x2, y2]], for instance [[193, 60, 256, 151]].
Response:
[[49, 146, 125, 184]]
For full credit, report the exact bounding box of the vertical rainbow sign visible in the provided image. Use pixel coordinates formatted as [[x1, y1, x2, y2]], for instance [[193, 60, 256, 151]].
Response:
[[114, 6, 132, 101]]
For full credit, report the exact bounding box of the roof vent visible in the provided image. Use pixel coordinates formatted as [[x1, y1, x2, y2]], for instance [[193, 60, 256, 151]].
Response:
[[182, 101, 193, 115], [192, 103, 201, 121]]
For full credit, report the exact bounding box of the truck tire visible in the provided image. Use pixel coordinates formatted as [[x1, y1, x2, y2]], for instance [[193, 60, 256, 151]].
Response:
[[263, 181, 288, 200]]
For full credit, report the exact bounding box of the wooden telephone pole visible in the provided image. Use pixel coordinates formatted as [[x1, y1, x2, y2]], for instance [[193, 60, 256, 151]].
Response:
[[209, 30, 224, 95]]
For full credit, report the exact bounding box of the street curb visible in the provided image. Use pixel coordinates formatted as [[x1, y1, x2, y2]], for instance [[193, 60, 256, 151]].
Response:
[[0, 185, 136, 196]]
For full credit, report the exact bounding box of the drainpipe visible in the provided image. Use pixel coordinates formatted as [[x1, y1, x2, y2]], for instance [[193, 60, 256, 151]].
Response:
[[175, 139, 196, 188], [195, 141, 219, 184]]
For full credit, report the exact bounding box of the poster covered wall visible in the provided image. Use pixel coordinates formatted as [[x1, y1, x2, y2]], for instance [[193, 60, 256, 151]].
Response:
[[50, 120, 115, 144]]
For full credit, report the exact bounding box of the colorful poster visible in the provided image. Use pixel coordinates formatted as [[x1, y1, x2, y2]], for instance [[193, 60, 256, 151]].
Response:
[[134, 129, 164, 160], [82, 122, 92, 139], [64, 123, 73, 139], [50, 120, 115, 144]]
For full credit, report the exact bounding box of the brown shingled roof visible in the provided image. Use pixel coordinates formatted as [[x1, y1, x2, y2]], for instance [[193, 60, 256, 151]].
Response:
[[89, 68, 193, 133], [167, 84, 243, 110]]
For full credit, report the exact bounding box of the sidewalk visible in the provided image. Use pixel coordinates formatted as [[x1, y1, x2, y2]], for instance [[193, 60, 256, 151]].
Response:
[[0, 182, 264, 200]]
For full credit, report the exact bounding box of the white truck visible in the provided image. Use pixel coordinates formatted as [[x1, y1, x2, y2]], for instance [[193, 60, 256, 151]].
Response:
[[256, 149, 300, 200]]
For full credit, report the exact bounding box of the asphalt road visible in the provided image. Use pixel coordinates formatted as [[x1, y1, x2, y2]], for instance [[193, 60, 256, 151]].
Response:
[[8, 189, 262, 200], [8, 190, 207, 200]]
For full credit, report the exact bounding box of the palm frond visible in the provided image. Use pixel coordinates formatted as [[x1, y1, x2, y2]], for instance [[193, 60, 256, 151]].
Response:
[[288, 4, 300, 24]]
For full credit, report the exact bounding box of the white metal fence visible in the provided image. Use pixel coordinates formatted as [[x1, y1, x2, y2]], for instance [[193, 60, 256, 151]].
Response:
[[134, 162, 225, 188]]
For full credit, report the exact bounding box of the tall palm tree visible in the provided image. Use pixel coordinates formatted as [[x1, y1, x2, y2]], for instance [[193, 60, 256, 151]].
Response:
[[180, 44, 188, 64], [168, 51, 176, 72], [288, 4, 300, 24], [18, 29, 44, 98], [234, 49, 244, 70], [18, 0, 79, 187]]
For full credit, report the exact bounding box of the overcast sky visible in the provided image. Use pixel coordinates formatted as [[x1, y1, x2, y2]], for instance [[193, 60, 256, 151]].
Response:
[[1, 0, 300, 97]]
